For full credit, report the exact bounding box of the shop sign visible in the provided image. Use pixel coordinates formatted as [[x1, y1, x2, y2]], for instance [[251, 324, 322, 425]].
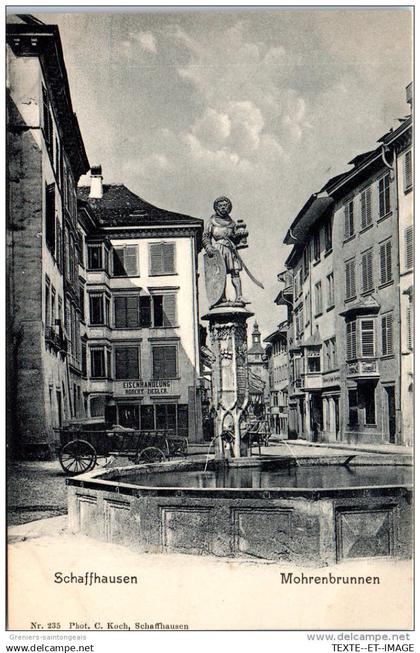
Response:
[[114, 379, 175, 397]]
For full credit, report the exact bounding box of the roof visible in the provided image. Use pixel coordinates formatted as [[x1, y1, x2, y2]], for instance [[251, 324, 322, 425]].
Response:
[[7, 23, 89, 179], [283, 193, 334, 245], [77, 184, 204, 231], [248, 342, 265, 355]]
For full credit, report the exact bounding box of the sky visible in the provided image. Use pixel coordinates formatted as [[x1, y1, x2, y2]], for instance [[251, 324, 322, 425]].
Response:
[[35, 7, 413, 339]]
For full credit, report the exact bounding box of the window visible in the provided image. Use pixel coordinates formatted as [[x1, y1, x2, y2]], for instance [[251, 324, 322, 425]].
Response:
[[114, 294, 177, 328], [381, 313, 393, 356], [345, 258, 356, 300], [156, 404, 177, 431], [404, 150, 412, 191], [324, 216, 333, 252], [330, 337, 337, 368], [152, 294, 177, 327], [407, 304, 413, 350], [56, 221, 62, 272], [304, 293, 310, 325], [359, 384, 376, 425], [45, 183, 55, 254], [295, 305, 304, 341], [51, 287, 56, 325], [115, 346, 140, 380], [378, 174, 391, 217], [81, 342, 87, 376], [344, 200, 354, 239], [90, 395, 105, 417], [113, 245, 139, 277], [360, 187, 372, 229], [405, 226, 413, 270], [348, 389, 359, 427], [294, 268, 303, 299], [314, 281, 323, 315], [308, 355, 320, 373], [313, 232, 321, 262], [42, 86, 53, 154], [79, 286, 85, 321], [379, 239, 392, 285], [152, 345, 177, 379], [272, 393, 279, 407], [346, 320, 357, 360], [45, 277, 51, 327], [78, 231, 84, 267], [326, 273, 334, 307], [361, 249, 373, 293], [303, 246, 309, 279], [87, 245, 103, 270], [361, 319, 375, 357], [89, 294, 105, 325], [149, 242, 176, 275], [90, 348, 106, 378]]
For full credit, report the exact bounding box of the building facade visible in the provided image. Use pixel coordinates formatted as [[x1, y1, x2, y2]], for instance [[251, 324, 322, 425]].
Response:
[[264, 321, 289, 436], [7, 18, 90, 458], [78, 170, 204, 442], [7, 17, 205, 458], [279, 92, 413, 446]]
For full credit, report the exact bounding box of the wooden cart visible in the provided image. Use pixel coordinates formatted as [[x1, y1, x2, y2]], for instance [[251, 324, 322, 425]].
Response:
[[57, 426, 188, 476]]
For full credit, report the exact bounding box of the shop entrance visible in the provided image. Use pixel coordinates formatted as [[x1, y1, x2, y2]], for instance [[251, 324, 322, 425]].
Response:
[[385, 386, 396, 444], [310, 393, 323, 441], [118, 404, 140, 430]]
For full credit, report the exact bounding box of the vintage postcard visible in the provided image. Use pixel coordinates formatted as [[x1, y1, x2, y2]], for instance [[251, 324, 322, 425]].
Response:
[[6, 4, 414, 636]]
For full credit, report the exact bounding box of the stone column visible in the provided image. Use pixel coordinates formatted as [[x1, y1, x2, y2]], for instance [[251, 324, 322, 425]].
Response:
[[202, 305, 254, 459]]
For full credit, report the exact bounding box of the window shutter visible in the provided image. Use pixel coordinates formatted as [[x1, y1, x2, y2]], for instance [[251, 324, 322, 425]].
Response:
[[113, 248, 126, 276], [379, 177, 385, 217], [150, 243, 162, 275], [407, 305, 413, 350], [127, 348, 139, 379], [380, 241, 392, 284], [346, 321, 356, 359], [163, 294, 177, 326], [124, 245, 138, 276], [165, 346, 177, 378], [153, 346, 165, 378], [126, 296, 139, 328], [115, 348, 125, 379], [404, 150, 412, 190], [162, 243, 175, 274], [345, 260, 355, 299], [361, 188, 372, 229], [114, 296, 126, 328], [405, 226, 413, 270], [381, 314, 393, 355], [139, 296, 152, 327], [361, 250, 373, 292]]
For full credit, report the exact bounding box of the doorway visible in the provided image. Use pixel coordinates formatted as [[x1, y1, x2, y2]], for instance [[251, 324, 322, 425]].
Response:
[[56, 390, 62, 428], [385, 386, 396, 444]]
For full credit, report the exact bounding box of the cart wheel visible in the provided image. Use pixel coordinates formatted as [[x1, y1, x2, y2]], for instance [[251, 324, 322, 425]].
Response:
[[59, 439, 97, 476], [135, 447, 166, 464]]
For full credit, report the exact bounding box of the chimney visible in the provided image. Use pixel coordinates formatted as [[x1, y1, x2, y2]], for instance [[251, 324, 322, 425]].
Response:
[[89, 165, 103, 199]]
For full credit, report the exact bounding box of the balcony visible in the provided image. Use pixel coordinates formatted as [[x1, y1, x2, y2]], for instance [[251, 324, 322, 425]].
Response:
[[346, 359, 379, 379], [44, 326, 67, 356]]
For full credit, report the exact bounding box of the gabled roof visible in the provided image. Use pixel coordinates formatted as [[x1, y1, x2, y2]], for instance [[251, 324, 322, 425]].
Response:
[[283, 192, 333, 245], [77, 184, 204, 231]]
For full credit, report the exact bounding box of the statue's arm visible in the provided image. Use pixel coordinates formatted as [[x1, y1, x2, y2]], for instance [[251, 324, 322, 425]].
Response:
[[203, 221, 215, 255]]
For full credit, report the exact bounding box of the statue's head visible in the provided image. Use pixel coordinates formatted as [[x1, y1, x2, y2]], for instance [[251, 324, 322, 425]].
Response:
[[213, 196, 232, 217]]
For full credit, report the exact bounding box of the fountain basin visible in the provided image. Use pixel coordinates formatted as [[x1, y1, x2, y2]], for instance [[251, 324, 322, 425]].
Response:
[[67, 458, 412, 565]]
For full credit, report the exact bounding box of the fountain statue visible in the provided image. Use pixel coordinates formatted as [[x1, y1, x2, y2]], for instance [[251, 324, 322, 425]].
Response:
[[202, 197, 264, 459]]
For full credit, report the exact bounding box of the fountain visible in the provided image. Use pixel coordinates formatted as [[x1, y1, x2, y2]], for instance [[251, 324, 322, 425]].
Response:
[[67, 197, 413, 564]]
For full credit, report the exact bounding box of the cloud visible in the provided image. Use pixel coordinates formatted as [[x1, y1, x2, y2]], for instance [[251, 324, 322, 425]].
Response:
[[132, 31, 158, 53]]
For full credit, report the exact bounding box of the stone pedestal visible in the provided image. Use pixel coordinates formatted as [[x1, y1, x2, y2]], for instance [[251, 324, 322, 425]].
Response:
[[202, 305, 254, 459]]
